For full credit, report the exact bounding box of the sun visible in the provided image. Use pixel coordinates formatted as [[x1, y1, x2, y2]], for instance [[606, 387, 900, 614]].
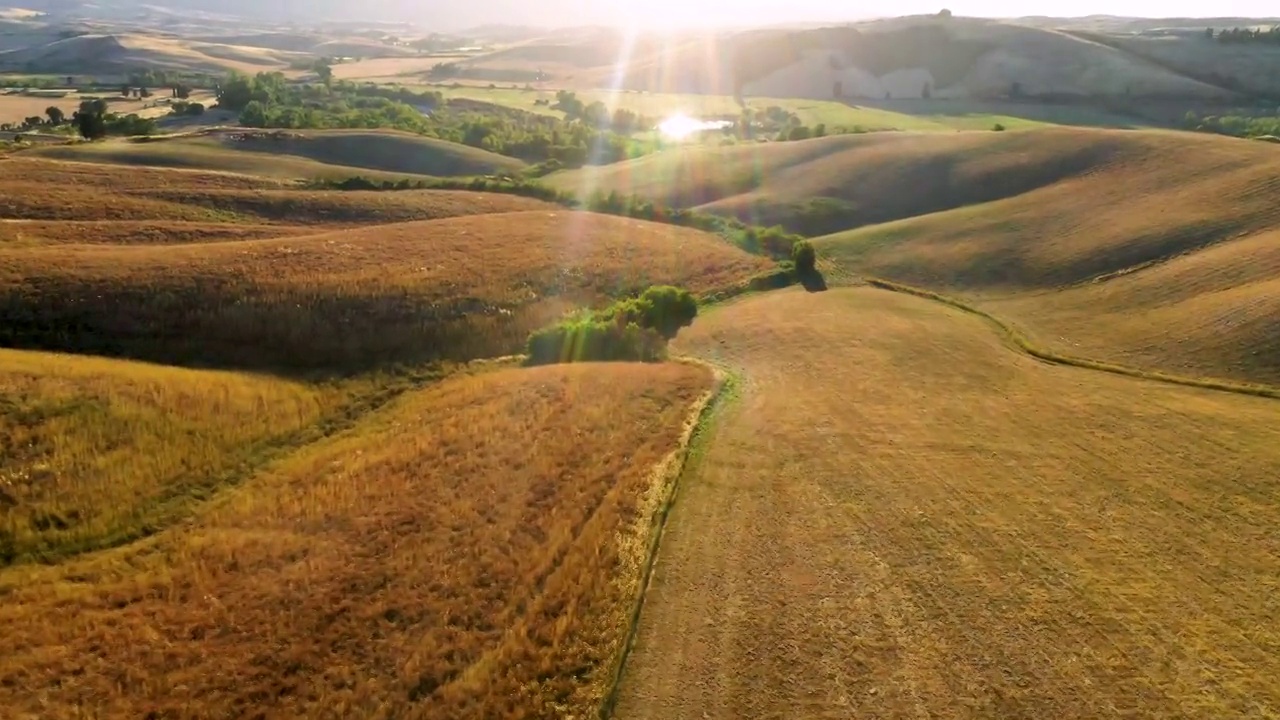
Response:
[[658, 113, 703, 140]]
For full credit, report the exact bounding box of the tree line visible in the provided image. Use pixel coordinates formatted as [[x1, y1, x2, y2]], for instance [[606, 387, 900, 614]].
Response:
[[1206, 26, 1280, 44], [213, 72, 648, 167]]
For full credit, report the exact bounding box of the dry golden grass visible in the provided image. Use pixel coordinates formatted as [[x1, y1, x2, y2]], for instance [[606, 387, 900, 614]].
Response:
[[984, 228, 1280, 385], [0, 157, 555, 224], [815, 127, 1280, 384], [0, 348, 373, 564], [0, 362, 713, 719], [0, 220, 318, 247], [0, 210, 770, 372], [618, 286, 1280, 720], [25, 129, 525, 180], [551, 128, 1131, 233]]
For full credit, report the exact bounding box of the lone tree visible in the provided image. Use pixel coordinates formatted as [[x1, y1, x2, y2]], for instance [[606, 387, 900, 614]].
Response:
[[792, 240, 817, 276], [73, 99, 108, 139]]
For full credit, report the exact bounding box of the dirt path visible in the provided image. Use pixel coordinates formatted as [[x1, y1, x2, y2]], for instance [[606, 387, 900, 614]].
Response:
[[613, 286, 1280, 719]]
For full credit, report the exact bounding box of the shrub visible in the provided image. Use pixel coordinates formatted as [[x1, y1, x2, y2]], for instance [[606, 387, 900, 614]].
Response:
[[525, 285, 699, 365], [526, 319, 666, 365], [601, 285, 699, 340], [791, 240, 817, 275], [992, 123, 1006, 132]]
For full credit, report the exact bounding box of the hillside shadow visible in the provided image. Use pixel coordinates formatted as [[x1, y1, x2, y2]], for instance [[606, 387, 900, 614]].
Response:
[[798, 269, 828, 293], [843, 98, 1144, 130]]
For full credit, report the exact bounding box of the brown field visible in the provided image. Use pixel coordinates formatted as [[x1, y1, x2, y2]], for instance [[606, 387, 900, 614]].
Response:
[[0, 361, 712, 719], [0, 347, 371, 563], [617, 287, 1280, 719], [814, 126, 1280, 385], [0, 197, 768, 372]]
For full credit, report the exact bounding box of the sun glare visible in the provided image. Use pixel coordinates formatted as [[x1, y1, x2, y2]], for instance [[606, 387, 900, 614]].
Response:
[[658, 113, 702, 139]]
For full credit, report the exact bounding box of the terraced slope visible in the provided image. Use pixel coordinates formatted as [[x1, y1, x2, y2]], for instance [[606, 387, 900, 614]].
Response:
[[0, 211, 770, 372], [815, 128, 1280, 384], [1, 362, 713, 719], [618, 287, 1280, 720]]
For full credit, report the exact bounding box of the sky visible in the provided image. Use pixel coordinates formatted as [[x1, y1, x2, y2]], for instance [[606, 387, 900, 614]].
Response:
[[418, 0, 1280, 30]]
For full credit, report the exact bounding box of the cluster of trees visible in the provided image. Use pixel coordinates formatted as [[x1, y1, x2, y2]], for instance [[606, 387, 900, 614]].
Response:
[[67, 99, 157, 139], [526, 286, 698, 365], [4, 100, 155, 138], [551, 91, 654, 133], [1183, 111, 1280, 138], [169, 100, 206, 117], [1206, 26, 1280, 44], [213, 72, 643, 167], [127, 69, 216, 90]]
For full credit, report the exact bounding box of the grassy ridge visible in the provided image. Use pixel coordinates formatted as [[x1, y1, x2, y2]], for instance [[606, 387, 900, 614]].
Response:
[[0, 212, 771, 373], [0, 362, 713, 720]]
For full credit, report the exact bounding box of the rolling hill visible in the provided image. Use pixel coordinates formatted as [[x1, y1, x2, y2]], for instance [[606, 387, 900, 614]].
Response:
[[550, 129, 1134, 235], [813, 127, 1280, 386], [0, 208, 769, 372], [0, 32, 306, 73], [26, 129, 527, 181], [450, 16, 1245, 101]]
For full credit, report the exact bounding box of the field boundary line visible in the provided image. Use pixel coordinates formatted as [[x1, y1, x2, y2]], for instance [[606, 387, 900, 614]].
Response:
[[866, 277, 1280, 401], [598, 357, 733, 719]]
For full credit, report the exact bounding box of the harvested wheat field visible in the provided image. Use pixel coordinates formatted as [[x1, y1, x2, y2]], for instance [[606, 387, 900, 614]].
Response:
[[0, 362, 713, 720], [0, 211, 769, 372], [617, 287, 1280, 720]]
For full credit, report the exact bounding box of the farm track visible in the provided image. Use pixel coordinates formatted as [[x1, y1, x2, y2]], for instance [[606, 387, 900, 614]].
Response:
[[613, 286, 1280, 719]]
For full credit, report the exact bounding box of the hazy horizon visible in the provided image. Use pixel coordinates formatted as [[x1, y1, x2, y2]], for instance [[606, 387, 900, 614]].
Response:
[[415, 1, 1280, 31]]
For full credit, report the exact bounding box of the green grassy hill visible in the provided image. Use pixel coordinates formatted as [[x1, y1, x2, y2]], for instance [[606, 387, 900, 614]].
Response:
[[813, 127, 1280, 385], [24, 129, 525, 181]]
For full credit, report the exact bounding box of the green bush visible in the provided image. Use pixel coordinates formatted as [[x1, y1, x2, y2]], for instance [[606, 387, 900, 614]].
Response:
[[601, 285, 698, 339], [791, 240, 817, 275], [526, 319, 666, 365], [525, 285, 699, 365]]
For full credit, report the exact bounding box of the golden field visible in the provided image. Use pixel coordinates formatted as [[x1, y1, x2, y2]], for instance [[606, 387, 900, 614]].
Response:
[[0, 348, 375, 563], [0, 209, 768, 373], [814, 127, 1280, 386], [0, 362, 713, 719], [617, 287, 1280, 720]]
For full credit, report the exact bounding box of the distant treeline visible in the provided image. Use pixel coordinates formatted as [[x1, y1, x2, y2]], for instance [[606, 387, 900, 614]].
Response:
[[214, 72, 649, 167], [1206, 26, 1280, 44], [1184, 110, 1280, 138]]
